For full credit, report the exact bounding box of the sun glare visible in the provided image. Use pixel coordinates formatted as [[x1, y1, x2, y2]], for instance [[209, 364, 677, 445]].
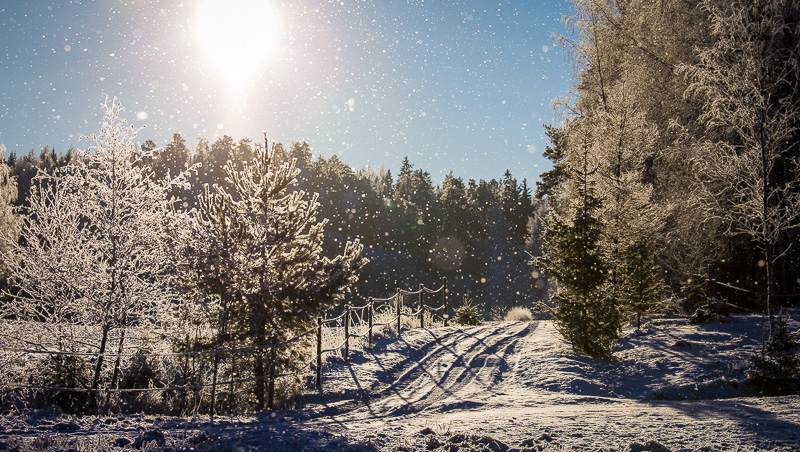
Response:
[[196, 0, 280, 90]]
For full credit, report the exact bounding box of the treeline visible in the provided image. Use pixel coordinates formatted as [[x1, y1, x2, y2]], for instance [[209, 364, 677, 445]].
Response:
[[535, 0, 800, 355], [3, 134, 545, 319]]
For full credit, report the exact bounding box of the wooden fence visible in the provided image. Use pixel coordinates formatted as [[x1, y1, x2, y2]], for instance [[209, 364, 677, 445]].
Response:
[[316, 278, 448, 384], [0, 277, 449, 419]]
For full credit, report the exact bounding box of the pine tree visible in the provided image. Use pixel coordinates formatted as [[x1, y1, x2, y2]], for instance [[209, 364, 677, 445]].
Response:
[[154, 133, 193, 209], [379, 168, 394, 201], [536, 125, 568, 202], [394, 156, 415, 208], [179, 133, 366, 409], [200, 135, 236, 188], [288, 141, 313, 168], [499, 170, 522, 241], [439, 172, 469, 238]]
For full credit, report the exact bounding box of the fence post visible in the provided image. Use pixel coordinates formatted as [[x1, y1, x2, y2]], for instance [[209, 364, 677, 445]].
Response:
[[419, 284, 424, 329], [396, 290, 402, 336], [209, 351, 220, 423], [443, 277, 448, 327], [316, 317, 322, 386], [344, 304, 350, 363], [268, 332, 277, 410], [229, 352, 236, 415], [368, 299, 374, 350]]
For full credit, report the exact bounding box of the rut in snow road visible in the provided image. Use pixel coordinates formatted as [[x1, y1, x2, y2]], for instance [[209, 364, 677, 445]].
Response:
[[322, 321, 535, 422]]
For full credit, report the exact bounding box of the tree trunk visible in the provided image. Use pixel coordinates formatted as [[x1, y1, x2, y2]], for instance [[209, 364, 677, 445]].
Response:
[[209, 352, 220, 422], [110, 326, 127, 390], [766, 243, 776, 336], [253, 350, 267, 411], [88, 323, 111, 413], [181, 332, 190, 415]]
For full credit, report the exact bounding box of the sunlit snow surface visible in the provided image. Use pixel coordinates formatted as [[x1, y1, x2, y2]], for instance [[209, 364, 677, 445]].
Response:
[[2, 314, 799, 451]]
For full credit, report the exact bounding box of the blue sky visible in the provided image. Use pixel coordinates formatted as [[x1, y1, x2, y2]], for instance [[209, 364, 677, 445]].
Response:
[[0, 0, 573, 184]]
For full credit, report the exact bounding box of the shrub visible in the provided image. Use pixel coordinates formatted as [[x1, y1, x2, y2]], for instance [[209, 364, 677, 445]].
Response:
[[504, 307, 533, 322], [747, 316, 800, 395], [120, 349, 160, 390], [42, 355, 90, 413], [117, 349, 178, 413], [455, 296, 482, 326]]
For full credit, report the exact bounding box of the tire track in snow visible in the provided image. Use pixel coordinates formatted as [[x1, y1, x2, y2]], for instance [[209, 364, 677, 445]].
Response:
[[387, 321, 532, 415], [300, 327, 468, 418], [325, 321, 534, 421]]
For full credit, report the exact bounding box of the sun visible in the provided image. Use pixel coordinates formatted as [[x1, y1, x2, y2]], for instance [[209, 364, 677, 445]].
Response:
[[196, 0, 280, 90]]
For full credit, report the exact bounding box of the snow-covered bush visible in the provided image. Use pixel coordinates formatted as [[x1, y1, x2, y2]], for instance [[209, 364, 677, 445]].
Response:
[[504, 307, 533, 322], [114, 348, 187, 414], [41, 355, 90, 413]]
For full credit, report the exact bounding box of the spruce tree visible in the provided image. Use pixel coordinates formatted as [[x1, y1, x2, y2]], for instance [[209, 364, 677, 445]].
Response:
[[621, 237, 664, 330], [534, 133, 620, 357]]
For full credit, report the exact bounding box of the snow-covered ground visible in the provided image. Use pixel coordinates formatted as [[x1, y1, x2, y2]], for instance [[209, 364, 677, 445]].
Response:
[[1, 313, 799, 451]]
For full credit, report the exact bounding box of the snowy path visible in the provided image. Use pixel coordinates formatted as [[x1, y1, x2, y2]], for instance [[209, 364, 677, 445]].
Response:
[[3, 318, 799, 451], [315, 321, 534, 422], [294, 320, 800, 451]]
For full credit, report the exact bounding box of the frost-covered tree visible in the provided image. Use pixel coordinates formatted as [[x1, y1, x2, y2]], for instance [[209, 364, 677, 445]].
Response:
[[681, 0, 800, 324], [0, 98, 190, 409], [0, 160, 18, 274], [587, 96, 666, 327], [179, 133, 366, 410], [554, 0, 721, 297]]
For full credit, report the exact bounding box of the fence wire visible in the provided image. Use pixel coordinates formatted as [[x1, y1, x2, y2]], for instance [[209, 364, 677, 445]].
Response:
[[0, 328, 316, 358], [0, 278, 448, 411]]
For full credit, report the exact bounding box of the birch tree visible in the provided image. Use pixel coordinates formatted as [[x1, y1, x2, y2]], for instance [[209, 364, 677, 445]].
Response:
[[681, 0, 800, 325], [0, 98, 190, 410]]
